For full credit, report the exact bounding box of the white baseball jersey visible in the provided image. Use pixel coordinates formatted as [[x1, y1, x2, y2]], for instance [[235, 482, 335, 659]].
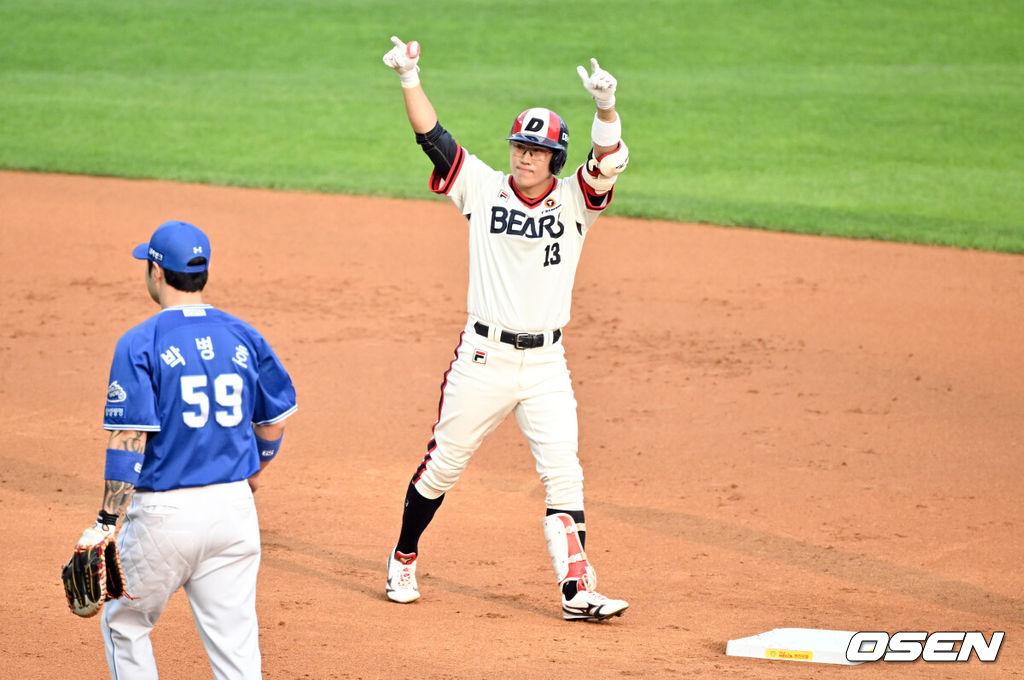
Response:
[[430, 148, 613, 332]]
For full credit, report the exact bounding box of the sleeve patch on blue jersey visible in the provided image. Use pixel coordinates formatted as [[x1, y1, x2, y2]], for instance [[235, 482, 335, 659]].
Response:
[[106, 380, 127, 403]]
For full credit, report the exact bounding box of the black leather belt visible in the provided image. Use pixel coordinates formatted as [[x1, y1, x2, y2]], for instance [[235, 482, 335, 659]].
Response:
[[474, 322, 561, 349]]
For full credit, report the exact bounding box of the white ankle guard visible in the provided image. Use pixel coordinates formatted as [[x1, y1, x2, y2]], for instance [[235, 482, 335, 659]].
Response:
[[543, 513, 597, 590]]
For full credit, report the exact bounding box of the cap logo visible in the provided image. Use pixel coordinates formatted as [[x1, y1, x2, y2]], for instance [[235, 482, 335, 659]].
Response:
[[192, 246, 204, 255], [148, 247, 163, 261]]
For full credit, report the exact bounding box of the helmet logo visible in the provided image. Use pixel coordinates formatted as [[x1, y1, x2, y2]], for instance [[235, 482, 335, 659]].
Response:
[[525, 118, 545, 133]]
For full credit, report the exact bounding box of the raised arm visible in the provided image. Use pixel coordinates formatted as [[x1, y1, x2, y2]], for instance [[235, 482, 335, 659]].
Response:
[[577, 58, 629, 194], [577, 58, 620, 157], [383, 35, 438, 134], [383, 35, 463, 181]]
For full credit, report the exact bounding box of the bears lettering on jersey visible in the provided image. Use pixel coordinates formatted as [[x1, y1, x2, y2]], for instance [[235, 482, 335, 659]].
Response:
[[489, 207, 565, 239]]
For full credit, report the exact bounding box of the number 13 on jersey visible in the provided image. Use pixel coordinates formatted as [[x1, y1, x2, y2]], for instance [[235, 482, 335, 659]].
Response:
[[544, 243, 561, 267]]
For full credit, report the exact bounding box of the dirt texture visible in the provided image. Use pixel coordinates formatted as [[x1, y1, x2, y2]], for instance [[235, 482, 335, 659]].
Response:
[[1, 170, 1022, 679]]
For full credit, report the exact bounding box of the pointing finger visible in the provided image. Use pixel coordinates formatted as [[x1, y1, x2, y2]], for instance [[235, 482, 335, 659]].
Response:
[[391, 35, 404, 49], [577, 65, 589, 83]]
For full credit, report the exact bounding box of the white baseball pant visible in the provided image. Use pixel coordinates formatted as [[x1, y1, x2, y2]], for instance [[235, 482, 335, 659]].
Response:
[[101, 480, 262, 680], [414, 317, 585, 509]]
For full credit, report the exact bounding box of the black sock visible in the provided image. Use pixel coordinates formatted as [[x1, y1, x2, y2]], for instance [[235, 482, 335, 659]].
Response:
[[546, 507, 586, 549], [396, 483, 444, 555]]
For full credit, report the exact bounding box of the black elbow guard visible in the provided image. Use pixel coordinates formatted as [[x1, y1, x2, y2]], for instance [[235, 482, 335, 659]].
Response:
[[416, 122, 459, 176]]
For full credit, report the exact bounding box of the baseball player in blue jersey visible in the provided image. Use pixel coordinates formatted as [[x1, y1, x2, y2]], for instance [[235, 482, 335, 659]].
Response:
[[62, 220, 297, 679], [382, 36, 630, 621]]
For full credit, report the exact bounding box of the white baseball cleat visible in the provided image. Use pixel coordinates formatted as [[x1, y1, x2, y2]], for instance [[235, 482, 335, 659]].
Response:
[[561, 580, 628, 621], [386, 548, 420, 603]]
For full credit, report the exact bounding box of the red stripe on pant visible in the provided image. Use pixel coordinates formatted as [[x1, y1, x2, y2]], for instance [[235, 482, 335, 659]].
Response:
[[411, 332, 464, 486]]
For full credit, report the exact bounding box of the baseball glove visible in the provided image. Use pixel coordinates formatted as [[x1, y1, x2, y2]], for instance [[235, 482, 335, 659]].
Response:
[[61, 525, 127, 617]]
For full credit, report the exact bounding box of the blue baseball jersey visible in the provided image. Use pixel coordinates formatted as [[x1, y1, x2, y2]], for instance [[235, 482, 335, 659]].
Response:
[[103, 304, 297, 492]]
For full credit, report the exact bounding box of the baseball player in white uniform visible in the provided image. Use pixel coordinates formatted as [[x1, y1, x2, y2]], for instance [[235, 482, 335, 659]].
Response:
[[382, 36, 630, 621]]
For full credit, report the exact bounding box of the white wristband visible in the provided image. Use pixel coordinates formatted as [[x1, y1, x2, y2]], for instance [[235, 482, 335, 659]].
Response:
[[591, 113, 621, 147]]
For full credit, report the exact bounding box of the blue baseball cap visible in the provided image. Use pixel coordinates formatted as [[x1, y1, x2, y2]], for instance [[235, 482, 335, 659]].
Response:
[[132, 220, 211, 273]]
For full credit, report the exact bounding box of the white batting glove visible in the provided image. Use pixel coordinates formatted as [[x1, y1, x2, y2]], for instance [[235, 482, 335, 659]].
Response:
[[576, 58, 617, 110], [383, 35, 421, 88]]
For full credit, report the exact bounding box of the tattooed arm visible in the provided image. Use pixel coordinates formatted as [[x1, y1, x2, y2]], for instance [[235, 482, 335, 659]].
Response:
[[100, 430, 147, 524]]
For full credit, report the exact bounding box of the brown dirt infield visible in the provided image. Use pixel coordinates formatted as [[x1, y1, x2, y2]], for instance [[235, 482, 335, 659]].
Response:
[[1, 170, 1022, 678]]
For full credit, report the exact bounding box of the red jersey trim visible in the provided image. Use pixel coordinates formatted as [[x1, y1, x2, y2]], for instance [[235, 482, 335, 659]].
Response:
[[429, 144, 466, 195], [508, 176, 557, 208]]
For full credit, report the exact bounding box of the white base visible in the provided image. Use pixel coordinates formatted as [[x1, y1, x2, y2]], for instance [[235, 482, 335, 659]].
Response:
[[726, 628, 864, 665]]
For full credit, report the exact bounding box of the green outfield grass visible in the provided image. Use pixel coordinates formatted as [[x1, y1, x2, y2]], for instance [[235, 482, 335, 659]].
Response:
[[1, 0, 1022, 252]]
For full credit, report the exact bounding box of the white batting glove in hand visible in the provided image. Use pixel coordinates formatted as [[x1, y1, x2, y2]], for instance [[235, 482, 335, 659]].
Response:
[[577, 58, 617, 110], [383, 35, 421, 88]]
